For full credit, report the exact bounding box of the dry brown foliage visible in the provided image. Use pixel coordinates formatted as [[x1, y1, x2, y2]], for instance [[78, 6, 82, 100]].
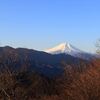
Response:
[[0, 59, 99, 100]]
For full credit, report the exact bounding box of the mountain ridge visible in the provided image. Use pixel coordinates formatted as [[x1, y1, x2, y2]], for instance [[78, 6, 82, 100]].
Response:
[[0, 46, 88, 77], [45, 42, 96, 60]]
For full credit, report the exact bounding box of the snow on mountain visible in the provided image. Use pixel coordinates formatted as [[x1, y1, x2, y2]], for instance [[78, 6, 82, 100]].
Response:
[[45, 42, 95, 60], [45, 42, 83, 54]]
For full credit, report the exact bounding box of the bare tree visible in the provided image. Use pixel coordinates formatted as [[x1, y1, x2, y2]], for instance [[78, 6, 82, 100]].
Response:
[[96, 39, 100, 54]]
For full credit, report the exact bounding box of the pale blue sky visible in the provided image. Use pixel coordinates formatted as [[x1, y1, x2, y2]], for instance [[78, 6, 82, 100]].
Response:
[[0, 0, 100, 53]]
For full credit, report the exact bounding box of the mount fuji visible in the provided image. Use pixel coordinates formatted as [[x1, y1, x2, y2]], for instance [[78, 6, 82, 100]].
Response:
[[45, 42, 95, 60]]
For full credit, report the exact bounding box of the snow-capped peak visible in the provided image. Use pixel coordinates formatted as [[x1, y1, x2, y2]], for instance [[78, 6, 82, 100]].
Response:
[[44, 42, 96, 60], [45, 42, 82, 55]]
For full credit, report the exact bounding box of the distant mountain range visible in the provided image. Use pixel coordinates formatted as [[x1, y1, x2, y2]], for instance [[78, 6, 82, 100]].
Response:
[[45, 42, 97, 60], [0, 46, 89, 77]]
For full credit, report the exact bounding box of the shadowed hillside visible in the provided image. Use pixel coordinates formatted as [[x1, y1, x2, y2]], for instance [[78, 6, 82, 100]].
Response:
[[0, 46, 99, 100], [0, 59, 99, 100], [0, 46, 88, 77]]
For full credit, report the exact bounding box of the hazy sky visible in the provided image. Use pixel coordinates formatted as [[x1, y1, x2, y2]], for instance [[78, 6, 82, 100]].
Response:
[[0, 0, 100, 53]]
